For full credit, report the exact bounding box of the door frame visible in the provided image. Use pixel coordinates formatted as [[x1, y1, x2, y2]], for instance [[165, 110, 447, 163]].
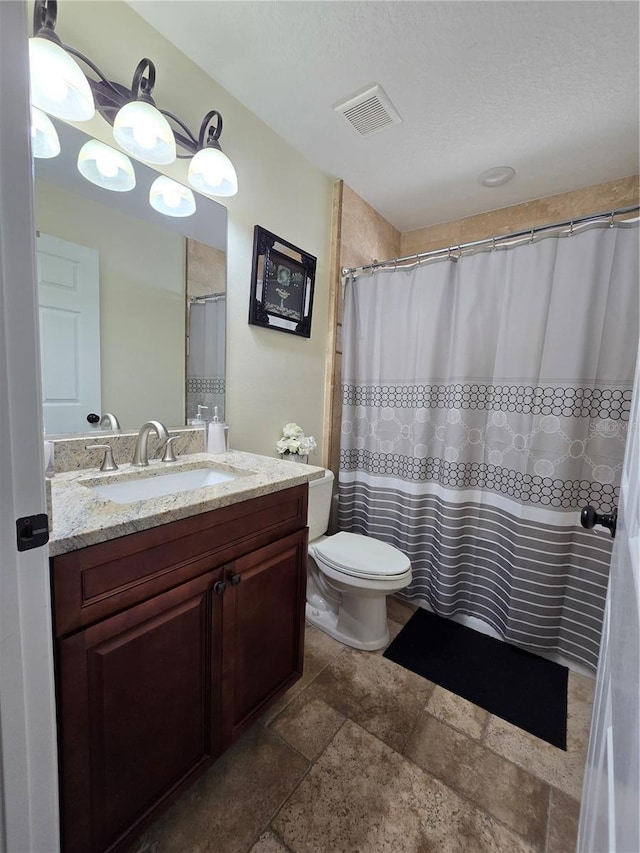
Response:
[[0, 3, 60, 851]]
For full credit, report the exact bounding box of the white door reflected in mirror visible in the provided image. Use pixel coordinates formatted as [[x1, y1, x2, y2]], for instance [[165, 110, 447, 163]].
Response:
[[37, 232, 100, 433]]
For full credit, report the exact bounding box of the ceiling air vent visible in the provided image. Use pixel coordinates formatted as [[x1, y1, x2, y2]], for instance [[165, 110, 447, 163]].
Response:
[[333, 84, 402, 137]]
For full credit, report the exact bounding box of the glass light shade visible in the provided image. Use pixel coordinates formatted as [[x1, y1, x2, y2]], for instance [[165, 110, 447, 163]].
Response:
[[31, 107, 60, 159], [149, 176, 196, 217], [113, 101, 176, 165], [28, 37, 95, 121], [187, 146, 238, 197], [77, 140, 136, 192]]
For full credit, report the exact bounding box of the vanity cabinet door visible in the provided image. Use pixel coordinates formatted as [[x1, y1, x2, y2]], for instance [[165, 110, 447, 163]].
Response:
[[220, 529, 307, 747], [57, 569, 223, 853]]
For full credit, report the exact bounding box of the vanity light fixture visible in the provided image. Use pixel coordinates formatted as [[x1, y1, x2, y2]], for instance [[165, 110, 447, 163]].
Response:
[[149, 175, 196, 218], [187, 111, 238, 197], [28, 0, 238, 197], [77, 140, 136, 192], [31, 107, 61, 158]]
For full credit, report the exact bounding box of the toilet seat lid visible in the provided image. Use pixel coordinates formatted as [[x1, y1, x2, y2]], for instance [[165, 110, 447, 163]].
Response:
[[313, 532, 410, 579]]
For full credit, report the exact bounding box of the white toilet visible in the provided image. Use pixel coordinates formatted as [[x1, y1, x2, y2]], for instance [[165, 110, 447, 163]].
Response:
[[306, 470, 412, 650]]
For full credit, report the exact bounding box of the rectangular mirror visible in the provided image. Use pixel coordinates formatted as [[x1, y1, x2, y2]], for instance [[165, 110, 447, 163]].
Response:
[[34, 119, 227, 436]]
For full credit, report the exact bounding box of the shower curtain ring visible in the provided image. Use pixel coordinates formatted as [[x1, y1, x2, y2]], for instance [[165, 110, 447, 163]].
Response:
[[569, 220, 574, 236], [492, 236, 496, 252], [609, 211, 615, 227], [529, 229, 534, 244]]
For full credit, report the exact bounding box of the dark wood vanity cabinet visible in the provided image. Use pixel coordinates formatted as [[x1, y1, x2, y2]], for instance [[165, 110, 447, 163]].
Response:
[[50, 485, 308, 853]]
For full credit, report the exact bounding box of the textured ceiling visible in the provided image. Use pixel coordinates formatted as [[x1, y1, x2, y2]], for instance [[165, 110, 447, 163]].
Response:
[[128, 1, 640, 232]]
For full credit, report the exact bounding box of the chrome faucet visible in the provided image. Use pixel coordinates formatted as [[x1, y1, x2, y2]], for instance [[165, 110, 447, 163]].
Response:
[[132, 420, 170, 467], [100, 412, 121, 430]]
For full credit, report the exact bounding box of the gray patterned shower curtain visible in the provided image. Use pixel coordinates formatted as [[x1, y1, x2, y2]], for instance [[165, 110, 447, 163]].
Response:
[[338, 223, 639, 669]]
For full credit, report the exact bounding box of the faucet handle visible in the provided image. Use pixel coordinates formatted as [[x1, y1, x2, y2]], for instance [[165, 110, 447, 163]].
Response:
[[85, 444, 118, 472], [161, 436, 179, 463]]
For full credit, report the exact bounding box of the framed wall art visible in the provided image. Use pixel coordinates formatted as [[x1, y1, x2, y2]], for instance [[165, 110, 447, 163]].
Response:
[[248, 225, 317, 338]]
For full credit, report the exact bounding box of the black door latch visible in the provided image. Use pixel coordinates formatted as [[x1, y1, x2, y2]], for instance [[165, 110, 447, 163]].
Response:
[[16, 514, 49, 552]]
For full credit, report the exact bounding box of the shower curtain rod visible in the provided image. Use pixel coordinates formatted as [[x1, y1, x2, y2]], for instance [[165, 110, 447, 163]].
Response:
[[189, 292, 226, 303], [342, 203, 640, 277]]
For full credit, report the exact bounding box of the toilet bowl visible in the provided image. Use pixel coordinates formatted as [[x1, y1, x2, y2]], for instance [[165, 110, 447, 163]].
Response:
[[306, 471, 412, 650]]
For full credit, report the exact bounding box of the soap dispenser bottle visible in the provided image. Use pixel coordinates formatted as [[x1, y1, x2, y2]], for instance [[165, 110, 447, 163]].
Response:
[[207, 407, 227, 454]]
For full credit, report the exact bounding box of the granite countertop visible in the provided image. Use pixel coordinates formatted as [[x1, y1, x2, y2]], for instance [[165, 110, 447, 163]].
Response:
[[49, 450, 325, 557]]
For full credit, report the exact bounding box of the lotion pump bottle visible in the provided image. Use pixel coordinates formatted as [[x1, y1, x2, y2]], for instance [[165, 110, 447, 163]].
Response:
[[207, 407, 226, 454]]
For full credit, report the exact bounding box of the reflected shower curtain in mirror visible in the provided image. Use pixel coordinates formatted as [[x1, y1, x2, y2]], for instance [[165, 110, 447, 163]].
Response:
[[338, 224, 639, 669], [187, 296, 226, 420]]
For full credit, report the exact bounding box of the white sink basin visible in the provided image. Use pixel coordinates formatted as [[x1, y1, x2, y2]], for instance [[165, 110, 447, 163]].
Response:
[[90, 467, 239, 504]]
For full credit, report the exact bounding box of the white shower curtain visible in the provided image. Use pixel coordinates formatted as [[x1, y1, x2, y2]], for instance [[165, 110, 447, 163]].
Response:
[[339, 223, 639, 669]]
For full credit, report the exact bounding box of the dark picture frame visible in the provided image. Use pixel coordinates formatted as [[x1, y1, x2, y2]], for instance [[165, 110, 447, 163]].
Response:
[[248, 225, 317, 338]]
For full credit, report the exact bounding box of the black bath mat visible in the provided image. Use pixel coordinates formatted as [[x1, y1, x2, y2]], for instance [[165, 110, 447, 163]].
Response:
[[384, 608, 568, 749]]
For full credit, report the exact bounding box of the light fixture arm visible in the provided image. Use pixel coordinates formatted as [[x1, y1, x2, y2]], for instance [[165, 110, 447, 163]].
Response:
[[198, 110, 223, 149], [158, 109, 199, 155], [63, 47, 125, 102], [130, 58, 157, 105], [33, 0, 59, 43]]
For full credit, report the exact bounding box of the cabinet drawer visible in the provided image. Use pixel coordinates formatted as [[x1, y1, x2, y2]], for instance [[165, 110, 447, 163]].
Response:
[[51, 484, 307, 637]]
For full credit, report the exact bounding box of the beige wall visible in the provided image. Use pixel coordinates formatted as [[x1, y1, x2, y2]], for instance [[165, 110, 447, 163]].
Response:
[[36, 180, 185, 430], [339, 184, 402, 271], [57, 0, 334, 459], [401, 175, 639, 255]]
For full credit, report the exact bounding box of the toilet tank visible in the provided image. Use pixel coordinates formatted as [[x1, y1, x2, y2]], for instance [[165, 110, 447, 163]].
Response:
[[307, 469, 334, 540]]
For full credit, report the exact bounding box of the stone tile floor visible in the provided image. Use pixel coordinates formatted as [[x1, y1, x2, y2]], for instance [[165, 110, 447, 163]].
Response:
[[131, 598, 593, 853]]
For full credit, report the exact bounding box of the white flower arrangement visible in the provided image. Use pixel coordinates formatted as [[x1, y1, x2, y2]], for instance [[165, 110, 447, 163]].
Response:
[[276, 422, 317, 457]]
